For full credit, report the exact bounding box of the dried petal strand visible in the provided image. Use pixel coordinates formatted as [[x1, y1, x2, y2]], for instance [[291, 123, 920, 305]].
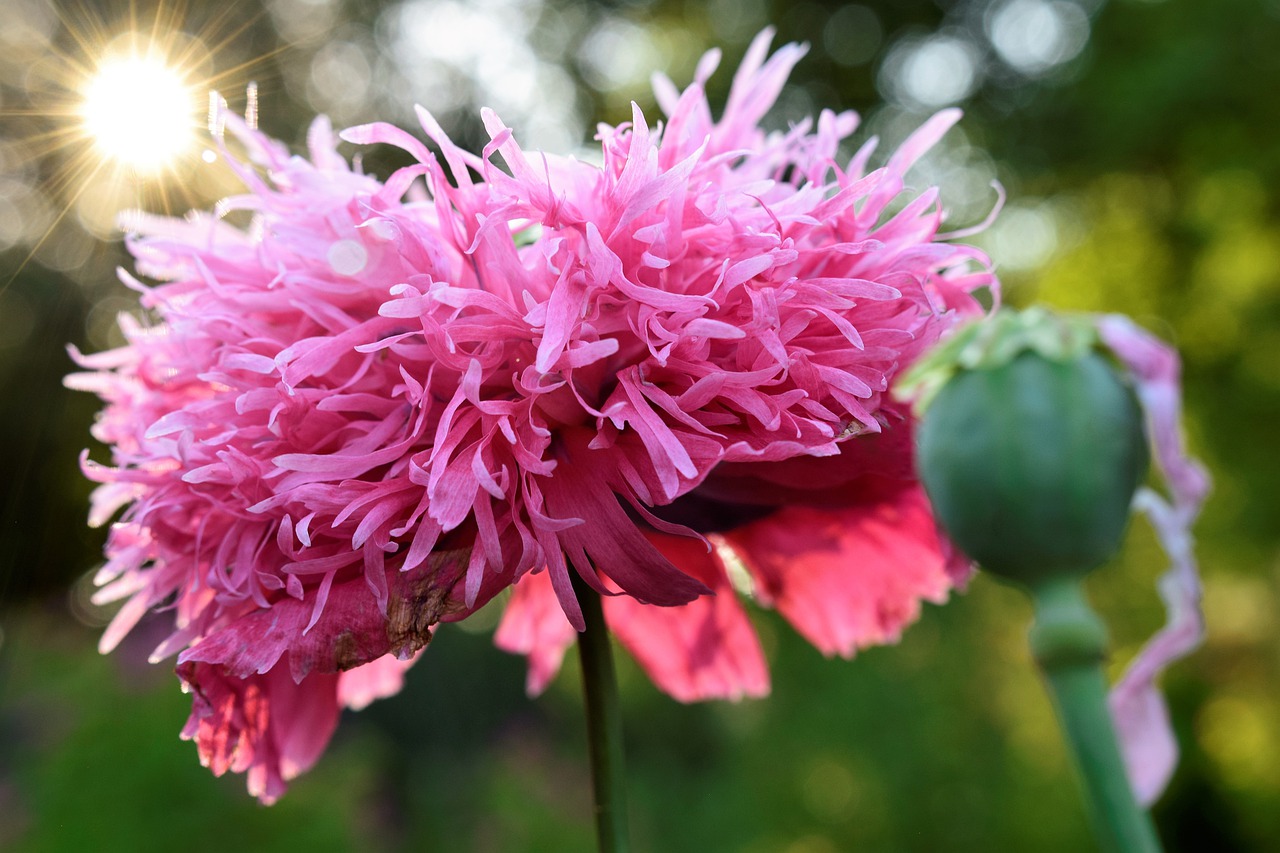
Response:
[[1099, 315, 1210, 806]]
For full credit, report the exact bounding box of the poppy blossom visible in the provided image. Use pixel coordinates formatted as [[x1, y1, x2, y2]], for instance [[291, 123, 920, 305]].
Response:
[[69, 30, 994, 801]]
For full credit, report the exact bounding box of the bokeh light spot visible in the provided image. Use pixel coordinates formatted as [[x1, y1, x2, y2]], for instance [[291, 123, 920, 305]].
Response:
[[984, 202, 1060, 272], [987, 0, 1090, 75], [1197, 694, 1280, 791], [328, 239, 369, 276], [579, 18, 660, 93], [801, 758, 857, 821], [881, 34, 982, 109]]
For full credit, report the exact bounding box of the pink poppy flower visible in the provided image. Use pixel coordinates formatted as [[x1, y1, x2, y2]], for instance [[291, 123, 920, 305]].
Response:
[[69, 29, 994, 801]]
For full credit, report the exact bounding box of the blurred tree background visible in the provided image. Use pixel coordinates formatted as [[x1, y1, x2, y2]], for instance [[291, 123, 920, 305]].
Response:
[[1, 0, 1277, 849]]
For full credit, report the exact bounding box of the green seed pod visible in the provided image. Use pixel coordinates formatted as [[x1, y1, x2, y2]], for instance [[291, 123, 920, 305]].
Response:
[[913, 322, 1148, 587]]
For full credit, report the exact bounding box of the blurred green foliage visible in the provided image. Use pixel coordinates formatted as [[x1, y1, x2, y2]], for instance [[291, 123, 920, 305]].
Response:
[[2, 0, 1278, 850]]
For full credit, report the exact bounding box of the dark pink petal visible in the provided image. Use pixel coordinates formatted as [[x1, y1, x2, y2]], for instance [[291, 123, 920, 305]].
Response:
[[179, 548, 472, 682], [539, 430, 711, 611], [697, 408, 919, 508]]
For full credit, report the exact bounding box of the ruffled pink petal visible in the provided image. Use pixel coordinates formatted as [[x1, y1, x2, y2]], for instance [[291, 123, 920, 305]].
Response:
[[493, 569, 577, 695], [337, 652, 422, 711], [177, 662, 341, 805], [603, 532, 769, 702], [1098, 315, 1210, 806], [725, 486, 953, 658]]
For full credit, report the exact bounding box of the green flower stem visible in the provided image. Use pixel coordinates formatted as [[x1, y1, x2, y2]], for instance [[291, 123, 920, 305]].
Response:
[[1029, 578, 1164, 853], [571, 570, 631, 853]]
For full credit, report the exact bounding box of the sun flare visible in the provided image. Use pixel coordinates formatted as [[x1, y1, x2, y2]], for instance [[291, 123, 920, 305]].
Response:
[[79, 52, 197, 175], [0, 5, 282, 287]]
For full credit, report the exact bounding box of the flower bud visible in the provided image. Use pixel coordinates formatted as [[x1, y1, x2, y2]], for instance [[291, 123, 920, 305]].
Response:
[[907, 310, 1148, 586]]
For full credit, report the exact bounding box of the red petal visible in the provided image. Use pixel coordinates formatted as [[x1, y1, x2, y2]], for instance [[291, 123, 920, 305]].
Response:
[[177, 663, 341, 805], [493, 569, 577, 695], [604, 533, 769, 702], [725, 486, 953, 657], [337, 652, 421, 711]]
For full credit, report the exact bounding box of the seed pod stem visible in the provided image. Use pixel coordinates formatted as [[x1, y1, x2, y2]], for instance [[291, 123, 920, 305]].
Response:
[[1030, 578, 1164, 853]]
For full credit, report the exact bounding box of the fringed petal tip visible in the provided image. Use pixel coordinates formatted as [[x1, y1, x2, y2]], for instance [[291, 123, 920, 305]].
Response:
[[177, 663, 341, 805], [176, 652, 420, 803]]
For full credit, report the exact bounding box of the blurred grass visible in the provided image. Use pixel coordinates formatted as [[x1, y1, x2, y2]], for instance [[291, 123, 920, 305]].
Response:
[[0, 576, 1131, 852], [0, 608, 368, 853]]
